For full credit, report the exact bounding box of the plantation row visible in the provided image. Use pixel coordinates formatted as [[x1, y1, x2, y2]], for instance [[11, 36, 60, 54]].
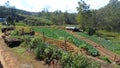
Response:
[[33, 28, 99, 56], [77, 32, 120, 55]]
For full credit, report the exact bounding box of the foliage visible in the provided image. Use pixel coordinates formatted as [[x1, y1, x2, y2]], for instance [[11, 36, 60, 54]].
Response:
[[34, 27, 84, 46], [15, 22, 26, 26], [88, 27, 96, 36], [15, 26, 33, 33], [21, 35, 100, 67], [86, 45, 99, 57], [0, 5, 77, 25], [76, 0, 120, 32], [10, 30, 21, 36], [99, 56, 111, 63], [94, 0, 120, 32], [23, 16, 53, 26], [80, 42, 99, 57], [6, 15, 15, 26], [38, 10, 77, 25], [60, 53, 100, 68], [77, 0, 92, 31]]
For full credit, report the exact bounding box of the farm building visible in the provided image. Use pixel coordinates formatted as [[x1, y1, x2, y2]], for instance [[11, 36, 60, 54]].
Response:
[[66, 26, 83, 32]]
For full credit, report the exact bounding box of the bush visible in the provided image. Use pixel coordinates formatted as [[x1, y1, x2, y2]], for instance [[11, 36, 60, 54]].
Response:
[[79, 43, 99, 57], [60, 53, 100, 68], [20, 35, 100, 67], [99, 56, 111, 63], [10, 30, 21, 36], [88, 28, 96, 36]]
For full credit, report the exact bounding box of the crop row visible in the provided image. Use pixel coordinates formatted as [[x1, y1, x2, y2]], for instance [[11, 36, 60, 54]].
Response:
[[33, 27, 99, 56], [77, 32, 120, 54], [21, 36, 100, 68]]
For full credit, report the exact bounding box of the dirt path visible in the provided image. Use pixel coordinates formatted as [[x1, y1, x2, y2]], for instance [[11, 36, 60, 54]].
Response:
[[0, 33, 59, 68], [0, 34, 21, 68], [66, 30, 120, 62]]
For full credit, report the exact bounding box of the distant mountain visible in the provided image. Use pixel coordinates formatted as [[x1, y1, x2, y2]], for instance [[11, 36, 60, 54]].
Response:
[[0, 6, 37, 17]]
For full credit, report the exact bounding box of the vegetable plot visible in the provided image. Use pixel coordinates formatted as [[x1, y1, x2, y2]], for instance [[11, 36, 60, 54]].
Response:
[[33, 27, 99, 56], [77, 32, 120, 55], [22, 36, 100, 68]]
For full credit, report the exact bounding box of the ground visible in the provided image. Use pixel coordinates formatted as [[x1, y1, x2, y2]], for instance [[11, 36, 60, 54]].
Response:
[[0, 33, 58, 68]]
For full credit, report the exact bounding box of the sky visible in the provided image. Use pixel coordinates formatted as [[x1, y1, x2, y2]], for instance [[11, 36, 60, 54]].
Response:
[[0, 0, 118, 13]]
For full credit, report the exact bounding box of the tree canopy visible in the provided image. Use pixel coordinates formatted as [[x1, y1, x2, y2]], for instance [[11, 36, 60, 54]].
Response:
[[76, 0, 120, 32]]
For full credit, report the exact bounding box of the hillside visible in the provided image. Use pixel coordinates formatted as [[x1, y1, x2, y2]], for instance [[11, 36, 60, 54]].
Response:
[[0, 6, 77, 25]]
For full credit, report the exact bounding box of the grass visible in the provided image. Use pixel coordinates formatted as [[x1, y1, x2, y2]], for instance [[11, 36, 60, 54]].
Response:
[[96, 30, 120, 42], [15, 22, 26, 26], [15, 26, 33, 33], [12, 47, 26, 54]]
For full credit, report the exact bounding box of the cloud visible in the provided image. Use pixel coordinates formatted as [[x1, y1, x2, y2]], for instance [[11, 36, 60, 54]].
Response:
[[1, 0, 118, 12], [0, 0, 8, 6], [85, 0, 109, 9]]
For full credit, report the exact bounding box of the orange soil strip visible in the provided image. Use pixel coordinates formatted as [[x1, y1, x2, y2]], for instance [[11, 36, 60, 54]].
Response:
[[0, 34, 20, 68]]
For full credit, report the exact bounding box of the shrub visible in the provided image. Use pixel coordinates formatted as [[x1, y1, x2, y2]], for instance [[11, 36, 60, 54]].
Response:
[[10, 30, 21, 36], [88, 28, 96, 36], [60, 53, 100, 68], [99, 56, 111, 63]]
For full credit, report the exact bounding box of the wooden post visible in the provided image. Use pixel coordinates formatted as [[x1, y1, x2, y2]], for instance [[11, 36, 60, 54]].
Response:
[[43, 32, 45, 42], [21, 28, 24, 35], [113, 55, 116, 61], [64, 39, 67, 51], [30, 28, 32, 33]]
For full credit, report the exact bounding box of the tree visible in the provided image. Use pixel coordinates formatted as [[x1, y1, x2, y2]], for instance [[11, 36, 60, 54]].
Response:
[[4, 0, 10, 8], [95, 0, 120, 32], [4, 0, 17, 21], [109, 0, 118, 4], [6, 15, 15, 26], [76, 0, 92, 31]]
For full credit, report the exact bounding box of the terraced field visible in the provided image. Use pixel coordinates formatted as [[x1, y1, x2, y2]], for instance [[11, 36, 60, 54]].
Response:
[[33, 27, 99, 56], [77, 32, 120, 55], [65, 31, 120, 64]]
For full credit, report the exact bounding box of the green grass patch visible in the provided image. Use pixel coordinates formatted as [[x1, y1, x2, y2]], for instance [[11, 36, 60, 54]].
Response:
[[97, 30, 120, 41], [15, 22, 26, 26], [12, 47, 26, 54]]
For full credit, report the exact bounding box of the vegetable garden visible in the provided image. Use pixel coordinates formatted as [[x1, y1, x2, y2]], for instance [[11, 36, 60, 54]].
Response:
[[33, 27, 99, 56], [20, 35, 100, 68], [2, 25, 120, 67]]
